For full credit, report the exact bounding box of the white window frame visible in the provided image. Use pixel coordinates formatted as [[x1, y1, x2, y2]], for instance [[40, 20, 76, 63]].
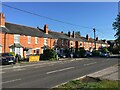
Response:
[[44, 38, 48, 46], [28, 36, 31, 44], [55, 39, 58, 45], [35, 37, 38, 44], [14, 34, 20, 43]]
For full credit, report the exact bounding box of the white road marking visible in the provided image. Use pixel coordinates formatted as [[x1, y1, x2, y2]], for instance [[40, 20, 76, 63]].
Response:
[[84, 62, 97, 66], [1, 78, 21, 84], [0, 71, 5, 74], [46, 67, 75, 74], [13, 68, 26, 71]]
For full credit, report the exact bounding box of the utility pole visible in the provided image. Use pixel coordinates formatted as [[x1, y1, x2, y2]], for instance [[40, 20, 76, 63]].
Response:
[[93, 28, 96, 50]]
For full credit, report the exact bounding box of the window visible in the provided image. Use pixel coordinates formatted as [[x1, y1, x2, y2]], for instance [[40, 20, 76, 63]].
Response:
[[26, 49, 32, 55], [28, 36, 31, 44], [35, 37, 38, 44], [44, 38, 48, 45], [80, 43, 82, 46], [14, 34, 20, 43], [55, 39, 58, 45]]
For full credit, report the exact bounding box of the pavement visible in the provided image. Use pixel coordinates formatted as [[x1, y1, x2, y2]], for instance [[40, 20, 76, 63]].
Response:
[[88, 65, 119, 81]]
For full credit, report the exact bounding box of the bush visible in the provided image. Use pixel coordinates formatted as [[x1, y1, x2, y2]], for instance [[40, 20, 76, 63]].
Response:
[[100, 47, 109, 53], [92, 50, 100, 56], [40, 54, 44, 60], [9, 52, 15, 56], [108, 47, 120, 54], [42, 49, 58, 61], [78, 47, 86, 57]]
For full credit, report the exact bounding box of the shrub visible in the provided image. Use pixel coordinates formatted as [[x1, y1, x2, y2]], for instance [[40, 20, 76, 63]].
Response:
[[40, 54, 44, 60], [78, 47, 86, 57], [92, 50, 100, 56], [42, 49, 58, 61], [9, 52, 15, 56], [100, 47, 109, 53]]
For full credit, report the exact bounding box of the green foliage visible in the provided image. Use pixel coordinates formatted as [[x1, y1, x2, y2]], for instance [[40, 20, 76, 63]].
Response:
[[64, 48, 71, 54], [56, 79, 119, 89], [75, 31, 81, 36], [42, 49, 58, 61], [92, 50, 100, 56], [100, 47, 109, 53], [40, 54, 44, 60], [9, 52, 15, 56], [78, 47, 86, 57], [113, 13, 120, 48], [107, 46, 120, 54]]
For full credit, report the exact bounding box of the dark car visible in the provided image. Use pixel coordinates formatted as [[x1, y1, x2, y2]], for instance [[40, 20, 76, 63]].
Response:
[[84, 51, 92, 57], [73, 53, 80, 58], [58, 53, 66, 58], [1, 53, 16, 65], [65, 53, 73, 58], [100, 52, 110, 57]]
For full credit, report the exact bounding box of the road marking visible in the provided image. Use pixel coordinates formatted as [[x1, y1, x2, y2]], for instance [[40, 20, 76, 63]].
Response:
[[84, 62, 97, 66], [13, 68, 26, 71], [46, 67, 75, 74], [1, 78, 21, 84], [0, 71, 5, 74]]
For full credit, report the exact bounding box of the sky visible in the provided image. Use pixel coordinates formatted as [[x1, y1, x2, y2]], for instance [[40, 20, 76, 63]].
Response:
[[1, 2, 119, 40]]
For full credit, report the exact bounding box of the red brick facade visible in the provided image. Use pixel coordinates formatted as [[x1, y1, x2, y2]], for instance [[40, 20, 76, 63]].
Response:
[[0, 13, 109, 57]]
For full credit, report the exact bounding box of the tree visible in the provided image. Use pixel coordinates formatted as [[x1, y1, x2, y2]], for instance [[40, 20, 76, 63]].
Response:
[[75, 31, 81, 36], [113, 13, 120, 48]]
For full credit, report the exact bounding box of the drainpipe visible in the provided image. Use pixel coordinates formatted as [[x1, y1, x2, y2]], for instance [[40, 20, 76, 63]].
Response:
[[4, 32, 7, 53], [50, 38, 52, 49]]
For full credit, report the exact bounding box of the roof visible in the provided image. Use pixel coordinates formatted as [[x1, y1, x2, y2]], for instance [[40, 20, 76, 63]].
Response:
[[49, 30, 71, 40], [0, 22, 52, 38], [75, 35, 86, 42], [9, 43, 23, 48]]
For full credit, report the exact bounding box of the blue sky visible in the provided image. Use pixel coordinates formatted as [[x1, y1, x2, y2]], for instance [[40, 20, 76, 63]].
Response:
[[2, 2, 119, 40]]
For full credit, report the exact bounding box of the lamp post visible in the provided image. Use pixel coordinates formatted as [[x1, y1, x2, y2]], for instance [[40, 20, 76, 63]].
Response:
[[93, 28, 96, 50]]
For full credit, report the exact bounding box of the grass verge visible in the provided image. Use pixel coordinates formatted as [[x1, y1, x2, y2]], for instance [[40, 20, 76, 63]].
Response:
[[51, 76, 119, 90]]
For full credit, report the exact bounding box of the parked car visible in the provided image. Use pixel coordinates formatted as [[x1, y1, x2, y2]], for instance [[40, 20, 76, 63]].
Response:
[[58, 53, 66, 58], [1, 53, 16, 65], [66, 53, 74, 58], [100, 52, 110, 57], [84, 51, 93, 57], [73, 53, 80, 58]]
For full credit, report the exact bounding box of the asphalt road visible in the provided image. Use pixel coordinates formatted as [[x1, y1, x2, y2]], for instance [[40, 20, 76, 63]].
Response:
[[1, 57, 119, 89]]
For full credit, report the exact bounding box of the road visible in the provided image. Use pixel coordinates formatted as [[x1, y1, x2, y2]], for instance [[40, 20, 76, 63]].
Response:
[[1, 57, 119, 89]]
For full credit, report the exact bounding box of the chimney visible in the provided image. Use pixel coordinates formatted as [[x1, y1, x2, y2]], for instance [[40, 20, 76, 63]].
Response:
[[96, 37, 98, 41], [72, 31, 75, 38], [44, 24, 48, 34], [86, 34, 89, 40], [68, 31, 71, 37], [0, 13, 5, 27], [61, 31, 63, 33]]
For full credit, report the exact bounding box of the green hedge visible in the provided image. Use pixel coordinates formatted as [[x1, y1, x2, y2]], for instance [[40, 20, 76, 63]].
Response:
[[40, 49, 58, 61]]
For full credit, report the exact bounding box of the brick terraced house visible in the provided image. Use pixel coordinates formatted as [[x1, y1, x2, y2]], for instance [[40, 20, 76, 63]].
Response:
[[0, 13, 109, 57]]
